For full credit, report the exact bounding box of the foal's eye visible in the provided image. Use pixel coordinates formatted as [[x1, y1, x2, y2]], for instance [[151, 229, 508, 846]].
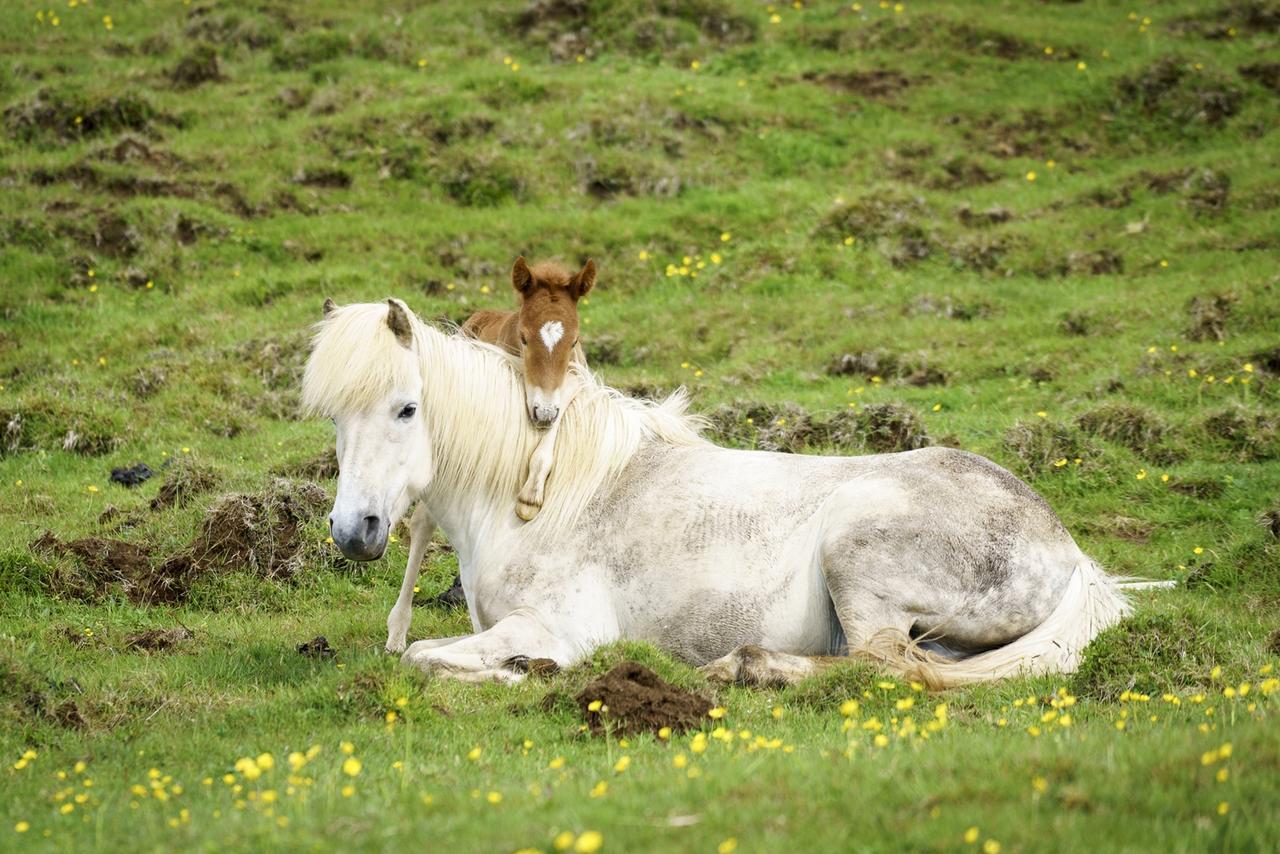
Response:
[[397, 404, 417, 420], [519, 334, 528, 346]]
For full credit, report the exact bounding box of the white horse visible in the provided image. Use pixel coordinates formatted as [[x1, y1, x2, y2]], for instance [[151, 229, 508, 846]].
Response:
[[303, 299, 1140, 687]]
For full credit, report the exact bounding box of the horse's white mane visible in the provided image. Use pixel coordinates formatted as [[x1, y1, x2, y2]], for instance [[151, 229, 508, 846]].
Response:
[[302, 301, 708, 536]]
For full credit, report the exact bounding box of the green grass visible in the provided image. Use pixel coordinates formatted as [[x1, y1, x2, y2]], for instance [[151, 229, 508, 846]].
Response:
[[2, 0, 1279, 850]]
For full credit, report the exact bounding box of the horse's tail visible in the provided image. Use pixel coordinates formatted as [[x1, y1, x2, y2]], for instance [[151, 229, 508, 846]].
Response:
[[858, 560, 1133, 689]]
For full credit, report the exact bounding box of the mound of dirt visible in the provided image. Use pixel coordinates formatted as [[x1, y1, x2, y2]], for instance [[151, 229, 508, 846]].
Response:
[[124, 627, 193, 652], [184, 480, 329, 580], [1186, 292, 1236, 341], [575, 662, 711, 738], [30, 532, 153, 601], [169, 44, 223, 89], [271, 449, 338, 480], [1114, 57, 1244, 129], [805, 69, 917, 101], [150, 460, 221, 510], [297, 635, 335, 658]]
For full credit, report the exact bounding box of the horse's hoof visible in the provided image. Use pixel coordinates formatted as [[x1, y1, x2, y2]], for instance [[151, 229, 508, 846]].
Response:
[[698, 657, 740, 685], [515, 499, 541, 522], [385, 641, 406, 655]]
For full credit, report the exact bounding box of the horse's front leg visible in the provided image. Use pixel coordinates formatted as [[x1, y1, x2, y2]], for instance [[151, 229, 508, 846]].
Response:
[[515, 417, 561, 522], [401, 611, 575, 683], [385, 503, 435, 654]]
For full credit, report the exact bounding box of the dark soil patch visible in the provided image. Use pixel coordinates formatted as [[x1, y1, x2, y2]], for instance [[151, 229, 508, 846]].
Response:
[[1169, 477, 1226, 500], [578, 156, 681, 200], [1240, 62, 1280, 93], [906, 294, 993, 320], [1066, 250, 1124, 276], [834, 404, 930, 453], [575, 662, 711, 738], [956, 204, 1012, 227], [150, 460, 221, 510], [1113, 56, 1244, 131], [804, 70, 918, 101], [821, 189, 934, 266], [583, 334, 624, 366], [1186, 292, 1236, 341], [1269, 628, 1280, 655], [293, 167, 352, 189], [170, 44, 223, 89], [1249, 345, 1280, 375], [124, 627, 194, 652], [90, 212, 142, 258], [297, 635, 335, 658]]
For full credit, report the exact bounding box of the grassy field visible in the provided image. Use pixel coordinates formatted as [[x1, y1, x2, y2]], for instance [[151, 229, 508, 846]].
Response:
[[2, 0, 1279, 850]]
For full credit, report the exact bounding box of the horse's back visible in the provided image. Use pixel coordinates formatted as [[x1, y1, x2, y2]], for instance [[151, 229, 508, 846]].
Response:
[[460, 310, 515, 351]]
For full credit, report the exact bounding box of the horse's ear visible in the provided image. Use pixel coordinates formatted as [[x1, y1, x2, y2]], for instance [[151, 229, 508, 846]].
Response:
[[386, 299, 413, 348], [570, 259, 596, 300], [512, 256, 534, 295], [322, 298, 337, 317]]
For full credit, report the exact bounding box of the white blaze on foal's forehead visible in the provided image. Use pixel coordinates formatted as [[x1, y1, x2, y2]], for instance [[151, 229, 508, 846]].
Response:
[[539, 320, 565, 352]]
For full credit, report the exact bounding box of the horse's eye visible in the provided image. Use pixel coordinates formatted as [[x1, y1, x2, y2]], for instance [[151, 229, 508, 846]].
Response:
[[519, 334, 528, 346], [398, 404, 417, 420]]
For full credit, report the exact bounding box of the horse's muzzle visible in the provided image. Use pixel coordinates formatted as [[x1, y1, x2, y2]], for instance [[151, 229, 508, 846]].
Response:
[[530, 404, 559, 428], [329, 513, 387, 561]]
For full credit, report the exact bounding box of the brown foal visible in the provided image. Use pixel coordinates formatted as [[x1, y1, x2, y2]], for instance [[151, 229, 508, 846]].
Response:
[[461, 256, 595, 520]]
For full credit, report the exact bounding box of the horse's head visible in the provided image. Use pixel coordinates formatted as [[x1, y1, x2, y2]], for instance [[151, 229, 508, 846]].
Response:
[[303, 298, 432, 562], [511, 256, 595, 428]]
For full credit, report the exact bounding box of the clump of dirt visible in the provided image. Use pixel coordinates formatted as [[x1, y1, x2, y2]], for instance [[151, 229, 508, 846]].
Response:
[[4, 88, 162, 143], [1075, 404, 1166, 453], [945, 234, 1011, 272], [90, 211, 142, 258], [1259, 504, 1280, 540], [956, 204, 1012, 227], [1185, 168, 1231, 213], [1186, 292, 1236, 341], [124, 627, 194, 652], [271, 449, 338, 480], [30, 532, 154, 602], [1002, 420, 1093, 476], [1066, 250, 1124, 276], [428, 577, 467, 608], [150, 460, 221, 510], [1249, 345, 1280, 375], [1268, 628, 1280, 655], [828, 350, 947, 387], [575, 662, 711, 738], [293, 166, 352, 189], [804, 69, 918, 101], [297, 636, 335, 658], [1114, 57, 1244, 130], [821, 189, 934, 266], [1171, 2, 1280, 40], [512, 0, 756, 61], [705, 402, 817, 453], [708, 401, 930, 454], [830, 404, 931, 453], [1169, 477, 1226, 500], [183, 479, 329, 580], [169, 44, 223, 89], [928, 155, 998, 190], [577, 155, 681, 200], [1201, 406, 1279, 461], [583, 334, 624, 366], [110, 462, 154, 488], [906, 294, 993, 320], [1240, 61, 1280, 94], [1058, 310, 1093, 337]]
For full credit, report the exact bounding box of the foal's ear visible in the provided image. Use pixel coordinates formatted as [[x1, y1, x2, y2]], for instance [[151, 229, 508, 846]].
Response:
[[570, 259, 596, 300], [512, 256, 534, 295], [322, 297, 337, 317], [385, 299, 413, 348]]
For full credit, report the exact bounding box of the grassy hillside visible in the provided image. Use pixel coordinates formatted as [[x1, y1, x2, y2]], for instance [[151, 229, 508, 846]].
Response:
[[1, 0, 1278, 850]]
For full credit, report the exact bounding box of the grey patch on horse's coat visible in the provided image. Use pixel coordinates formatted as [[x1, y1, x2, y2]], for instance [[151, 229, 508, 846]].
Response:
[[664, 595, 766, 664]]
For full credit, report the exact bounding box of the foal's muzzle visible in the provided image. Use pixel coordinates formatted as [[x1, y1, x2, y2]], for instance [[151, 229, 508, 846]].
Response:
[[531, 403, 559, 427], [329, 512, 387, 561]]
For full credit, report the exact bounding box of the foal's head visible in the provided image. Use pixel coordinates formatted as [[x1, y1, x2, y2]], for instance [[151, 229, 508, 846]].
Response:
[[511, 256, 595, 428]]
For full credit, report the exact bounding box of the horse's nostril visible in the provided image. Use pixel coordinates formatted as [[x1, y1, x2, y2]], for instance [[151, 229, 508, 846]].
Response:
[[361, 515, 380, 539]]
